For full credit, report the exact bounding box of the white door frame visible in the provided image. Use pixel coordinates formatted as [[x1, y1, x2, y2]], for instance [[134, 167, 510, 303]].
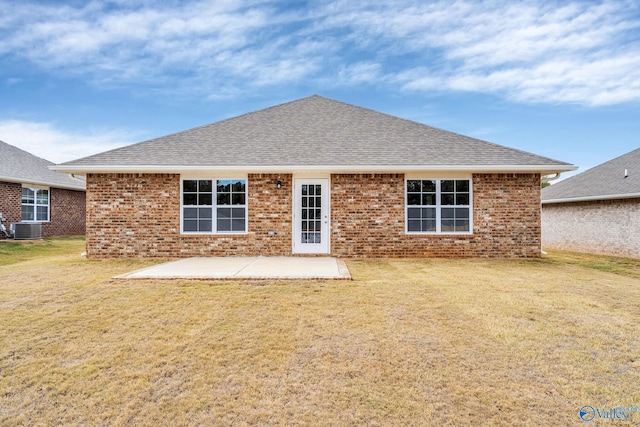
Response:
[[292, 178, 330, 254]]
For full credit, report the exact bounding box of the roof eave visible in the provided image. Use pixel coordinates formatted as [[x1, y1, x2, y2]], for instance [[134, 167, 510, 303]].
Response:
[[542, 192, 640, 204], [50, 164, 577, 175], [0, 174, 86, 191]]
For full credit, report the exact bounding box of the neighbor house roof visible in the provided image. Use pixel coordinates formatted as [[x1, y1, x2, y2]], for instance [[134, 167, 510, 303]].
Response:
[[52, 95, 574, 175], [542, 148, 640, 204], [0, 140, 85, 191]]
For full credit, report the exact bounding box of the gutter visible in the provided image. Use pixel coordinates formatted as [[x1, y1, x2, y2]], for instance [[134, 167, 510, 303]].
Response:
[[542, 193, 640, 204]]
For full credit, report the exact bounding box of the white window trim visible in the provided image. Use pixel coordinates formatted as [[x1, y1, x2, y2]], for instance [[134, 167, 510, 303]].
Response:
[[405, 178, 473, 235], [21, 185, 50, 223], [180, 177, 248, 235]]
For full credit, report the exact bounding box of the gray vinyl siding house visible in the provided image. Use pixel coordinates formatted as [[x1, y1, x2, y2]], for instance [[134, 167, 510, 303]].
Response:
[[542, 148, 640, 258]]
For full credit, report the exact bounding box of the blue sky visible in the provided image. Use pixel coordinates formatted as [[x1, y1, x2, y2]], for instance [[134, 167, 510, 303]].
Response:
[[1, 0, 639, 180]]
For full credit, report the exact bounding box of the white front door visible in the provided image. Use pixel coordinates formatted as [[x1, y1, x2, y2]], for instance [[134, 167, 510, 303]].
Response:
[[293, 179, 330, 254]]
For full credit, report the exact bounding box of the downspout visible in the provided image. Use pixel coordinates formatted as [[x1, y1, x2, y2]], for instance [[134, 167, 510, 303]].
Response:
[[540, 173, 561, 256]]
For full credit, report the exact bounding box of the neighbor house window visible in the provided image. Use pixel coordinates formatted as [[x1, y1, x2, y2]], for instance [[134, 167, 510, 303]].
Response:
[[406, 179, 471, 233], [181, 179, 247, 233], [22, 187, 49, 222]]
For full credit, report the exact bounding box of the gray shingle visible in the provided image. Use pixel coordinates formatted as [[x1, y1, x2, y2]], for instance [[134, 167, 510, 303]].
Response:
[[0, 140, 85, 190], [542, 148, 640, 202], [57, 95, 572, 171]]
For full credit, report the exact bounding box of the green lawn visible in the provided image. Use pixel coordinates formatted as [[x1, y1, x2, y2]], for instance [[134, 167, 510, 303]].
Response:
[[1, 238, 639, 426]]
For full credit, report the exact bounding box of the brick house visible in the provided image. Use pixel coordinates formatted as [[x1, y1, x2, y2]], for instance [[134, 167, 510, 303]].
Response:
[[52, 95, 573, 258], [542, 148, 640, 258], [0, 140, 86, 238]]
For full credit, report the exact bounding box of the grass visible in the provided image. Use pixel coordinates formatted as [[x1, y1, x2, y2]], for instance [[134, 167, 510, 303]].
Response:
[[1, 239, 639, 426]]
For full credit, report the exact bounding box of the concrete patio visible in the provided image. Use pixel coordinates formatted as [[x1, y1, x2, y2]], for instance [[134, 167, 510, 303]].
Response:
[[117, 256, 351, 280]]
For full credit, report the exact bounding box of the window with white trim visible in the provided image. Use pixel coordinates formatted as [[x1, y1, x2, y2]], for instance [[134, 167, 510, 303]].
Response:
[[22, 187, 49, 222], [181, 179, 247, 233], [406, 179, 471, 233]]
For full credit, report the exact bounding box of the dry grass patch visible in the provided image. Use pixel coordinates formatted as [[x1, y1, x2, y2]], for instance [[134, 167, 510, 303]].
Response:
[[1, 240, 639, 426]]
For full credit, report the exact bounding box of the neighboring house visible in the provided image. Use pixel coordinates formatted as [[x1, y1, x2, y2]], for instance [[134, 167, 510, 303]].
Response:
[[52, 95, 574, 259], [0, 140, 86, 239], [541, 148, 640, 258]]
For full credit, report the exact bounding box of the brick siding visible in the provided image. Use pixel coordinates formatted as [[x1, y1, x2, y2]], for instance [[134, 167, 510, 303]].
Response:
[[0, 181, 21, 239], [86, 172, 541, 258], [0, 180, 85, 239], [542, 198, 640, 258], [43, 188, 86, 237]]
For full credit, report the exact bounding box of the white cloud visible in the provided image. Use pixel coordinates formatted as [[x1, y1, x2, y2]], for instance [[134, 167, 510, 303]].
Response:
[[0, 120, 135, 163], [1, 0, 640, 105]]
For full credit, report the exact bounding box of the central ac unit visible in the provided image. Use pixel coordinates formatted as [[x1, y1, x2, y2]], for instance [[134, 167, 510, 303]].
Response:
[[13, 223, 42, 240]]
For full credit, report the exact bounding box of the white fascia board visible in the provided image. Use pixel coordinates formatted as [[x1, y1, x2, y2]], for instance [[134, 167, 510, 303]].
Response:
[[542, 193, 640, 204], [0, 175, 85, 191], [50, 164, 577, 175]]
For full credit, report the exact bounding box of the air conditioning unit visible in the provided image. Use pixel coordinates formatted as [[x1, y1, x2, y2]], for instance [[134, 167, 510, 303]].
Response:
[[13, 223, 42, 240]]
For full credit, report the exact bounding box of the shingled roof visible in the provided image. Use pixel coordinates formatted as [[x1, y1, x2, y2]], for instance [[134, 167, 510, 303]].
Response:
[[53, 95, 573, 174], [0, 140, 85, 190], [542, 148, 640, 203]]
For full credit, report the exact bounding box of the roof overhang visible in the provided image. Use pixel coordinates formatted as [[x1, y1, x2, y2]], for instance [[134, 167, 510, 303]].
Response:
[[542, 192, 640, 204], [50, 164, 577, 175], [0, 174, 86, 191]]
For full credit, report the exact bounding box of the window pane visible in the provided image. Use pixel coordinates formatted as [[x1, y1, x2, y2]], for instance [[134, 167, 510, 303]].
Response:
[[231, 219, 245, 231], [302, 210, 307, 220], [302, 185, 307, 195], [199, 208, 212, 219], [407, 180, 421, 192], [183, 194, 197, 205], [183, 180, 197, 192], [232, 208, 245, 219], [455, 220, 470, 232], [455, 208, 469, 219], [423, 220, 436, 232], [316, 186, 321, 196], [199, 194, 212, 205], [456, 194, 469, 205], [232, 193, 245, 205], [232, 180, 245, 193], [456, 180, 469, 192], [423, 208, 436, 219], [308, 185, 315, 195], [200, 220, 212, 232], [217, 193, 230, 205], [22, 188, 34, 204], [184, 208, 198, 218], [217, 181, 230, 193], [408, 220, 421, 232], [442, 208, 454, 219], [422, 180, 436, 192], [422, 194, 436, 205], [36, 206, 48, 221], [199, 180, 213, 192], [22, 205, 34, 221], [407, 194, 421, 205], [441, 194, 455, 205], [441, 180, 455, 192], [441, 219, 455, 232], [217, 219, 231, 232], [408, 207, 421, 218], [217, 208, 231, 219], [36, 189, 49, 205], [184, 220, 198, 232]]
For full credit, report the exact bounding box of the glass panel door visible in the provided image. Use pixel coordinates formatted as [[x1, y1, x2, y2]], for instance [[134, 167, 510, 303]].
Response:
[[293, 179, 329, 254]]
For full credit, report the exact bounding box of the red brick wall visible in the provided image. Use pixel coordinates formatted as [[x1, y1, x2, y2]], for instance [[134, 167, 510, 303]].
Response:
[[43, 188, 86, 237], [86, 173, 293, 258], [0, 181, 21, 239], [85, 172, 541, 258], [330, 173, 541, 258], [0, 181, 85, 239]]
